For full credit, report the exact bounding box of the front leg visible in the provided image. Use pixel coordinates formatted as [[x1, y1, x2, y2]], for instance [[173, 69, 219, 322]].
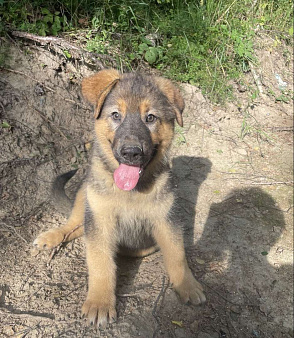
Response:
[[81, 189, 117, 328], [34, 185, 86, 250], [153, 221, 206, 305], [82, 239, 117, 328]]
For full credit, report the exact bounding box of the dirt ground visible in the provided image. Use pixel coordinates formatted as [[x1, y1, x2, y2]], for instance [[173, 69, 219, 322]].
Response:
[[0, 35, 293, 338]]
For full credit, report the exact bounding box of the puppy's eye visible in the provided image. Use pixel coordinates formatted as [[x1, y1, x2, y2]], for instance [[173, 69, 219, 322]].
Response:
[[146, 114, 157, 123], [112, 112, 121, 121]]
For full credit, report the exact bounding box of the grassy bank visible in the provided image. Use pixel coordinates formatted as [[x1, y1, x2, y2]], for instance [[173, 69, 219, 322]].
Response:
[[1, 0, 292, 102]]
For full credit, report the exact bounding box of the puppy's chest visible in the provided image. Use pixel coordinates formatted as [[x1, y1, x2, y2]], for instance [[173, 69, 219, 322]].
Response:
[[113, 193, 160, 233], [115, 197, 155, 225], [116, 213, 154, 249], [117, 214, 152, 233], [114, 188, 171, 221]]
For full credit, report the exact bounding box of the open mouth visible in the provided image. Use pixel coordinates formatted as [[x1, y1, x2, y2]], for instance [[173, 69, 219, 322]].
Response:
[[114, 163, 143, 191]]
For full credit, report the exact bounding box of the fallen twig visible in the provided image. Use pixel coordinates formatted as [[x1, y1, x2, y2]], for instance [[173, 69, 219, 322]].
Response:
[[47, 224, 83, 265], [270, 126, 293, 132], [31, 105, 68, 139], [249, 61, 265, 98], [10, 30, 115, 67], [244, 181, 293, 186], [117, 293, 140, 298], [0, 222, 28, 243], [11, 322, 41, 337], [201, 281, 238, 305], [152, 276, 169, 338], [11, 30, 80, 49]]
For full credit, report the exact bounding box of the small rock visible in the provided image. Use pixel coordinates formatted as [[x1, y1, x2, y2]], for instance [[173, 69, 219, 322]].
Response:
[[237, 84, 247, 92], [34, 83, 46, 96], [230, 305, 242, 314], [259, 304, 270, 315], [145, 33, 160, 47], [195, 258, 205, 265], [190, 320, 199, 332], [30, 247, 40, 257], [273, 226, 282, 233], [219, 330, 227, 337], [3, 326, 14, 335], [85, 142, 92, 151], [235, 148, 247, 156], [252, 329, 260, 337], [230, 311, 239, 322], [76, 144, 85, 152]]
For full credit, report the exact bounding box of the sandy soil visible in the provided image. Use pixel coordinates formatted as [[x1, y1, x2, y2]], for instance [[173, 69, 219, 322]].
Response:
[[0, 35, 293, 338]]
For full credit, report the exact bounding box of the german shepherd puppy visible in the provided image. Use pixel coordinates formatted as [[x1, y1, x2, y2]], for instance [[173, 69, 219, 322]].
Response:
[[33, 69, 206, 328]]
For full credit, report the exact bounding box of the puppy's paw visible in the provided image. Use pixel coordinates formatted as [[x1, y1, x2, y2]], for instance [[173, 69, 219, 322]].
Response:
[[81, 297, 117, 329], [33, 229, 64, 250], [173, 270, 206, 305]]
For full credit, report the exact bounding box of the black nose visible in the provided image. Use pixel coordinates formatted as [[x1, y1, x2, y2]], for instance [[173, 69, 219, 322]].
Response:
[[120, 146, 143, 163]]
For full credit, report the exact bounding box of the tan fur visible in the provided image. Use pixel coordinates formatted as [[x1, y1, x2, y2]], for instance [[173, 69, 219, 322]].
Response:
[[33, 69, 205, 329], [82, 186, 117, 326], [153, 222, 206, 304], [154, 77, 185, 127], [139, 99, 151, 114], [117, 98, 127, 115], [82, 69, 121, 119], [34, 184, 86, 249]]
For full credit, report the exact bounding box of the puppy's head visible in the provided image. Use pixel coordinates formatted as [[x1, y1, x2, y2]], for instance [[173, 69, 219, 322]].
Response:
[[82, 69, 184, 191]]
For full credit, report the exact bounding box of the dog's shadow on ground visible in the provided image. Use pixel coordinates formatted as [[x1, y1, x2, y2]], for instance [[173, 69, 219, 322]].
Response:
[[173, 157, 292, 336], [171, 156, 212, 248], [170, 156, 288, 289], [116, 156, 291, 331], [172, 157, 290, 309]]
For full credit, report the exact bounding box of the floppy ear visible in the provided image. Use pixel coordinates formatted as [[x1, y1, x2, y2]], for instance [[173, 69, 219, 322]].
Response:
[[82, 69, 121, 119], [154, 77, 185, 127]]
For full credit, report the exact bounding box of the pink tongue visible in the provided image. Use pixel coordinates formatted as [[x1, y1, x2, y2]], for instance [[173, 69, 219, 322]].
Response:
[[114, 164, 140, 191]]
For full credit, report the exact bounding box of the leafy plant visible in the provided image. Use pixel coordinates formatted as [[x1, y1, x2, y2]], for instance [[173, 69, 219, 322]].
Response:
[[240, 111, 273, 142], [1, 121, 11, 128], [1, 0, 292, 103], [175, 125, 187, 145], [37, 8, 67, 36], [138, 38, 162, 65]]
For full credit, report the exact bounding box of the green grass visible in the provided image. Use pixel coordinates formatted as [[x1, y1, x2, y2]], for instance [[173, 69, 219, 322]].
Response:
[[1, 0, 292, 103]]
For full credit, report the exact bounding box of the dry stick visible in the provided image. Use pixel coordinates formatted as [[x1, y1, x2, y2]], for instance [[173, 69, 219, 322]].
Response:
[[271, 126, 294, 132], [10, 30, 115, 65], [215, 0, 238, 25], [152, 276, 169, 338], [0, 101, 5, 113], [249, 61, 265, 98], [0, 307, 54, 320], [11, 323, 40, 337], [31, 105, 68, 140], [247, 181, 293, 186], [200, 126, 205, 153], [117, 293, 140, 298], [201, 281, 238, 306], [226, 178, 294, 186], [11, 30, 81, 49], [0, 222, 28, 243], [47, 224, 83, 266]]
